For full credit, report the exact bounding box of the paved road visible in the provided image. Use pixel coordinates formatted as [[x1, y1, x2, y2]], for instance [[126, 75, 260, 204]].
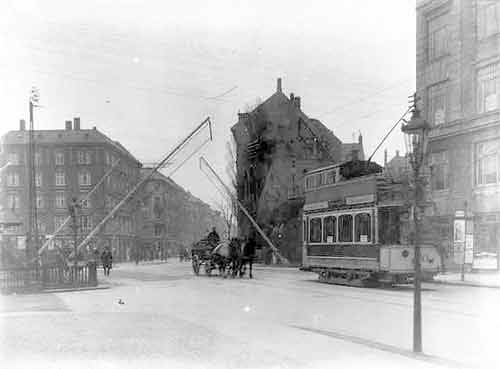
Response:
[[1, 261, 498, 369]]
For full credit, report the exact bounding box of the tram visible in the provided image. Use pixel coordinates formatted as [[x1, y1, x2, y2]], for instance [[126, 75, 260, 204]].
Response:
[[301, 160, 440, 287]]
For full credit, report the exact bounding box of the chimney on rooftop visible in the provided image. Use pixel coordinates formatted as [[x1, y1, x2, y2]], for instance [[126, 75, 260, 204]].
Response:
[[277, 78, 282, 93], [384, 149, 388, 166], [19, 119, 26, 131], [396, 150, 400, 157], [290, 93, 294, 102], [65, 120, 72, 130], [358, 131, 363, 145], [294, 96, 301, 109], [74, 117, 81, 130]]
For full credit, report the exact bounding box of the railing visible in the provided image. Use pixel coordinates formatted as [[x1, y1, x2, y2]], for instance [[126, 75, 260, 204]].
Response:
[[0, 262, 98, 294]]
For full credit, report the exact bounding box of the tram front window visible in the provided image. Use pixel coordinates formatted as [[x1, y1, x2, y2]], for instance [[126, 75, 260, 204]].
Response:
[[309, 218, 322, 243]]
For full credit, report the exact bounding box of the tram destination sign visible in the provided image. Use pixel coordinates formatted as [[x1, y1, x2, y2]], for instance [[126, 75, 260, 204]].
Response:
[[303, 201, 329, 211], [345, 194, 375, 205]]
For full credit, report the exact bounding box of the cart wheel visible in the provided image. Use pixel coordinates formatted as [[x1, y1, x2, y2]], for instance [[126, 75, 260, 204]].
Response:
[[204, 263, 212, 276], [192, 256, 200, 275]]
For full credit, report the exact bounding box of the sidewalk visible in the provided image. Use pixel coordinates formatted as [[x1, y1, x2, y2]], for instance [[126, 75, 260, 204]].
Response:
[[430, 270, 500, 288]]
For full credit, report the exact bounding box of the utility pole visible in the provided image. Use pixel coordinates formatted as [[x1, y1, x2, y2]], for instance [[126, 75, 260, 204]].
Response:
[[26, 87, 40, 267], [68, 198, 81, 283]]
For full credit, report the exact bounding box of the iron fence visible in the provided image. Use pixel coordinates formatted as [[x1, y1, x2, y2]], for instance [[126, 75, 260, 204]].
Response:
[[0, 262, 97, 293]]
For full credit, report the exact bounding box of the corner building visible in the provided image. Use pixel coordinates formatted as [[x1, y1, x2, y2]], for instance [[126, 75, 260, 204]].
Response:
[[416, 0, 500, 268]]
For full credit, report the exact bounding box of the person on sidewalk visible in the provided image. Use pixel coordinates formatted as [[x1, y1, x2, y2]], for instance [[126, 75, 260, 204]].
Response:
[[101, 247, 113, 276]]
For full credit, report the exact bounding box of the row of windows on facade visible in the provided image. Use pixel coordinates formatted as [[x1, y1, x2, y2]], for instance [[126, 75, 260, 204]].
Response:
[[2, 215, 136, 236], [427, 62, 499, 125], [6, 192, 91, 210], [5, 171, 92, 187], [6, 150, 132, 172], [431, 139, 500, 190], [428, 2, 499, 62], [307, 212, 372, 244]]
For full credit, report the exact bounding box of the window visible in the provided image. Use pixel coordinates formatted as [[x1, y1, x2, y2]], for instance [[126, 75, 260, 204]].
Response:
[[80, 215, 92, 232], [338, 214, 353, 242], [85, 152, 92, 164], [379, 207, 401, 245], [78, 151, 86, 164], [80, 196, 91, 209], [309, 218, 322, 243], [36, 194, 43, 209], [355, 213, 371, 243], [105, 151, 111, 165], [428, 83, 447, 125], [303, 220, 307, 242], [55, 171, 66, 186], [7, 172, 19, 186], [476, 139, 500, 185], [55, 152, 64, 166], [34, 152, 42, 166], [37, 220, 46, 234], [305, 176, 315, 190], [79, 171, 91, 186], [35, 173, 42, 187], [428, 14, 449, 60], [325, 170, 336, 185], [7, 194, 19, 210], [430, 151, 449, 190], [55, 192, 66, 208], [54, 215, 66, 231], [8, 152, 19, 165], [477, 63, 499, 113], [478, 1, 500, 40], [323, 216, 336, 243], [154, 224, 164, 237]]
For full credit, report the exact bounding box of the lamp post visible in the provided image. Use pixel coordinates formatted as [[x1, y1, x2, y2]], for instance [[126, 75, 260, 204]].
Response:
[[401, 97, 430, 354]]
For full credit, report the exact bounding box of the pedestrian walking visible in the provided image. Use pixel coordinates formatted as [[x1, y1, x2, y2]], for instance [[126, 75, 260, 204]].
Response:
[[101, 247, 113, 276]]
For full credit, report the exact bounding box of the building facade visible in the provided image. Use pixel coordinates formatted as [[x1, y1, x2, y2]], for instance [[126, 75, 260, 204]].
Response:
[[0, 118, 142, 265], [416, 0, 500, 269], [135, 168, 225, 261], [231, 78, 364, 263]]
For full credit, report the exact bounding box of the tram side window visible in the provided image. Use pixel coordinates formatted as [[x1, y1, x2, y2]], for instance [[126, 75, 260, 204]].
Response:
[[338, 215, 353, 242], [323, 216, 336, 243], [325, 170, 336, 185], [355, 213, 371, 243], [309, 218, 322, 243]]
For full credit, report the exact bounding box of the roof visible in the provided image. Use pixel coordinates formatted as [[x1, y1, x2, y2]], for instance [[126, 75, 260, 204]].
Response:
[[140, 167, 185, 192], [1, 128, 141, 165]]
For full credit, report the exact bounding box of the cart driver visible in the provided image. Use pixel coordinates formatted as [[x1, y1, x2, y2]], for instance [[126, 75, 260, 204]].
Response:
[[207, 227, 220, 246]]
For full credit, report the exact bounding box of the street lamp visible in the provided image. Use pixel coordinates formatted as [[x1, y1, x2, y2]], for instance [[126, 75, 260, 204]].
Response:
[[401, 99, 430, 354]]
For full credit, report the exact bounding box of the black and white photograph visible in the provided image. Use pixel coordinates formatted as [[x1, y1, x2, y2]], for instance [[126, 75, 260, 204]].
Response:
[[0, 1, 500, 368]]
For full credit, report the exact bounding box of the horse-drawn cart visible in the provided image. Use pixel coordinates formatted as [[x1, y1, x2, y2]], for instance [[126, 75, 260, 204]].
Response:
[[191, 238, 248, 277], [191, 239, 218, 276]]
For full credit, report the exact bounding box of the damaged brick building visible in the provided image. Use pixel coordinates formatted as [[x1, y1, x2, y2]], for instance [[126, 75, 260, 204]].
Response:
[[231, 79, 364, 263]]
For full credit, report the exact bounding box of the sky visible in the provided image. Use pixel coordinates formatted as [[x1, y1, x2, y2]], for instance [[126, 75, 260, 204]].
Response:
[[0, 0, 417, 208]]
